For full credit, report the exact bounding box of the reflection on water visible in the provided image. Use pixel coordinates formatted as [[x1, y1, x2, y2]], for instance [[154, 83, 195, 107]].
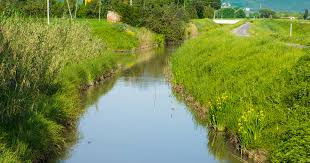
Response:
[[59, 47, 242, 163]]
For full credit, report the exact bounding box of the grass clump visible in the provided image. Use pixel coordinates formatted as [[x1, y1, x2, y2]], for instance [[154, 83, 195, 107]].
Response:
[[171, 24, 308, 161], [0, 16, 116, 162]]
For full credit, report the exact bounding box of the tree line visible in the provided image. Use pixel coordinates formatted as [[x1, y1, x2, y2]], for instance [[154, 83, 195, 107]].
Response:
[[0, 0, 221, 19], [0, 0, 222, 41]]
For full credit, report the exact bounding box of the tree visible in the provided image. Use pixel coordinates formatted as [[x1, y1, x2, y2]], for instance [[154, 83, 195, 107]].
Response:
[[204, 6, 215, 18], [193, 1, 205, 18], [220, 8, 235, 18], [259, 8, 276, 18], [304, 9, 309, 20], [208, 0, 221, 10], [235, 8, 246, 18]]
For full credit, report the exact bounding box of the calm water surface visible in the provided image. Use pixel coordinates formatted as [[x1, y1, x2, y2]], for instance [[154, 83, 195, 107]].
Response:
[[60, 48, 241, 163]]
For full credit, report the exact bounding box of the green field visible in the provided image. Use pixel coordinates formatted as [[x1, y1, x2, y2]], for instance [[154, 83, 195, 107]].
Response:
[[171, 19, 309, 162]]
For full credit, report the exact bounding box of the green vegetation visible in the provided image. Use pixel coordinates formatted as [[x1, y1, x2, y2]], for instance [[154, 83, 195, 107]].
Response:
[[251, 19, 310, 46], [171, 19, 309, 162], [0, 14, 158, 161], [0, 16, 116, 162]]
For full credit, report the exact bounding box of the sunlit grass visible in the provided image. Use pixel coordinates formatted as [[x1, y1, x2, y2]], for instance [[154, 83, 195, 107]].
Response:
[[171, 21, 309, 161]]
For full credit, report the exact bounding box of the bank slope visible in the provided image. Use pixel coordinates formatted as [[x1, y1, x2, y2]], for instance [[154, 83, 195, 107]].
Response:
[[171, 21, 309, 162]]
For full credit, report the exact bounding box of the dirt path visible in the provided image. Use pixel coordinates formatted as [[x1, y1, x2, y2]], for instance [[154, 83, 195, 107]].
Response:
[[232, 22, 251, 37]]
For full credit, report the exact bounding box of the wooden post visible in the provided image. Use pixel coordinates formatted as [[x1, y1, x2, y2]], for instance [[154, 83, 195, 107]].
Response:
[[290, 22, 293, 37], [290, 17, 294, 37]]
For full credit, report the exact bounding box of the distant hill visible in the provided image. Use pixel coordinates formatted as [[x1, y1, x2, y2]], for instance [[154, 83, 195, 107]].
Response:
[[222, 0, 310, 12]]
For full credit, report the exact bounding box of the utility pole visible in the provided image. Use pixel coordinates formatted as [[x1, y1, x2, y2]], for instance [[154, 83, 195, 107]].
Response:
[[47, 0, 50, 25], [290, 22, 293, 37], [99, 0, 101, 21]]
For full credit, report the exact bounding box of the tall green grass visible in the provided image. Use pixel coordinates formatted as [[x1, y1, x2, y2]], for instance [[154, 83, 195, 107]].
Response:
[[0, 17, 117, 162], [171, 24, 309, 161]]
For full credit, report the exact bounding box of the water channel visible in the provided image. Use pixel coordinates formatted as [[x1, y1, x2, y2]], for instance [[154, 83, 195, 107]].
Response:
[[60, 47, 241, 163]]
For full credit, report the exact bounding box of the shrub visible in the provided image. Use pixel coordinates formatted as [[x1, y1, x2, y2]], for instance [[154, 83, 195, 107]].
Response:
[[143, 5, 189, 41], [219, 8, 235, 18]]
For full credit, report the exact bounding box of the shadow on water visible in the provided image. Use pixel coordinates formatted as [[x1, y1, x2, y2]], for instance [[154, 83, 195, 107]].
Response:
[[57, 46, 243, 163]]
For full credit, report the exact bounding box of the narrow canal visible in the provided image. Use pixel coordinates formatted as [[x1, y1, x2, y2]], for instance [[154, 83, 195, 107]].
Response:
[[60, 48, 241, 163]]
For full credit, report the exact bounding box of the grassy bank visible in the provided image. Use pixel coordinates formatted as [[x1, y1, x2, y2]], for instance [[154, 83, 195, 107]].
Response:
[[82, 19, 164, 50], [0, 16, 159, 162], [251, 19, 310, 46], [171, 19, 309, 162]]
